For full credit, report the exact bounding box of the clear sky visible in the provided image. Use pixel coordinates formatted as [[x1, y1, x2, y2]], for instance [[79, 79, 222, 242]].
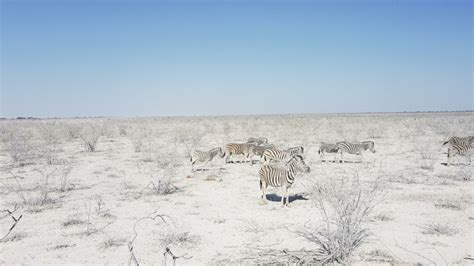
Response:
[[1, 0, 472, 118]]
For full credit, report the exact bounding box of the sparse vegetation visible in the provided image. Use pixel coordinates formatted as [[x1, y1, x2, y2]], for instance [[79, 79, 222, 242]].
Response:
[[297, 174, 385, 264], [100, 236, 126, 249], [421, 222, 459, 236], [4, 130, 36, 165], [62, 218, 85, 227], [78, 124, 101, 152], [158, 229, 198, 248], [434, 199, 463, 210], [419, 149, 436, 171], [0, 114, 472, 265]]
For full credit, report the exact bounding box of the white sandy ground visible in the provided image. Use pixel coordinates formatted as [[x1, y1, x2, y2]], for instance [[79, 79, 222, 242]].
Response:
[[0, 112, 473, 264]]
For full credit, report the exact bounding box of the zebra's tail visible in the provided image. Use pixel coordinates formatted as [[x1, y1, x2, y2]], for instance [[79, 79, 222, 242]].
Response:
[[442, 140, 449, 145], [259, 179, 263, 190]]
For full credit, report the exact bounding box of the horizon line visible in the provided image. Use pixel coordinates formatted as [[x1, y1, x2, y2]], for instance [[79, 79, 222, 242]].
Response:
[[2, 110, 473, 120]]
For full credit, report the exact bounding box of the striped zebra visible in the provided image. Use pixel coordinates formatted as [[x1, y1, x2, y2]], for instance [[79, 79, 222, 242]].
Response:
[[190, 147, 224, 172], [247, 137, 268, 145], [258, 155, 310, 207], [442, 136, 474, 147], [248, 144, 276, 164], [261, 146, 304, 164], [443, 136, 474, 166], [318, 142, 339, 162], [224, 143, 256, 164], [336, 141, 375, 163]]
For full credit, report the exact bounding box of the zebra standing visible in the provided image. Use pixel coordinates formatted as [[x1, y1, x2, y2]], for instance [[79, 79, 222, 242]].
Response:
[[248, 144, 276, 164], [224, 143, 256, 164], [247, 137, 269, 145], [443, 136, 474, 166], [258, 155, 310, 207], [261, 146, 304, 164], [318, 142, 339, 162], [336, 141, 375, 163], [190, 147, 225, 172]]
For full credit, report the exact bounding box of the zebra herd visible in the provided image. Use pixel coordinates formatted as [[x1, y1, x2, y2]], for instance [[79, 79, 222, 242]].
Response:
[[190, 135, 473, 207]]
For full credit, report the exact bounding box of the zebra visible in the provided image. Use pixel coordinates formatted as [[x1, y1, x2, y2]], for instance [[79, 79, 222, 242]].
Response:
[[442, 136, 474, 166], [224, 143, 256, 164], [248, 144, 276, 164], [258, 155, 310, 207], [318, 142, 339, 162], [247, 137, 268, 145], [261, 146, 304, 164], [336, 141, 375, 163], [190, 147, 225, 172], [442, 136, 474, 147]]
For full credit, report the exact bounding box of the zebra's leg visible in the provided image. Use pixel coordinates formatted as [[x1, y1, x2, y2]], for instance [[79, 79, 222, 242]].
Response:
[[260, 180, 268, 204], [246, 153, 252, 164], [281, 188, 285, 207], [447, 147, 452, 166], [339, 150, 344, 163]]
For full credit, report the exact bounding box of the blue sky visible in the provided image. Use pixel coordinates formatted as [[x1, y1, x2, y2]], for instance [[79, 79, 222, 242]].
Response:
[[1, 0, 472, 117]]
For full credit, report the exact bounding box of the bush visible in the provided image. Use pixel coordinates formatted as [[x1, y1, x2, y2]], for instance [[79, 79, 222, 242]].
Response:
[[78, 125, 101, 152], [298, 174, 384, 264], [4, 131, 36, 165], [420, 222, 458, 236]]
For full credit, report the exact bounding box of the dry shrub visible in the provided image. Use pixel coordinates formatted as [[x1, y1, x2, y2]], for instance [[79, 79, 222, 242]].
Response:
[[78, 125, 101, 152], [420, 222, 458, 236], [65, 124, 81, 140], [138, 153, 181, 196], [4, 130, 36, 165], [417, 147, 436, 171], [56, 162, 73, 192], [158, 229, 198, 248], [10, 169, 56, 209], [298, 174, 385, 264], [129, 125, 153, 152]]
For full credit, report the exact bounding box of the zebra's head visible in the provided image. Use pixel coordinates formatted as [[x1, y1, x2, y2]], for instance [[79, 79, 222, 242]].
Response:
[[363, 141, 376, 153], [287, 155, 310, 173]]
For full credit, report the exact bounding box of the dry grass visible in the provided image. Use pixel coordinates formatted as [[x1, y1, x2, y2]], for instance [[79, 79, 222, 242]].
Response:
[[158, 229, 198, 248], [0, 113, 472, 265], [434, 199, 463, 210], [100, 236, 126, 249], [421, 222, 459, 236]]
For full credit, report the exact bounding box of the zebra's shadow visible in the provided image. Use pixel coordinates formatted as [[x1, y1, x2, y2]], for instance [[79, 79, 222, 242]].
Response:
[[321, 160, 363, 164], [440, 162, 471, 166], [337, 160, 363, 164], [194, 167, 226, 172], [265, 193, 309, 203], [225, 160, 258, 164]]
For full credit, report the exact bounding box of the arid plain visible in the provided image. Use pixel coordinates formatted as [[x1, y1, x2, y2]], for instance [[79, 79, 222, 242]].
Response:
[[1, 112, 472, 264]]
